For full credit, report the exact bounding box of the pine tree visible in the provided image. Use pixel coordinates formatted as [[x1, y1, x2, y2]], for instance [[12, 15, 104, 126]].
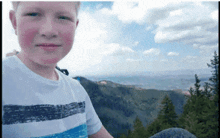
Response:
[[182, 111, 198, 136], [177, 87, 196, 130], [122, 51, 219, 138], [145, 95, 180, 137], [182, 88, 196, 115], [156, 95, 179, 130], [206, 51, 219, 137], [132, 116, 146, 138], [127, 129, 132, 138], [207, 51, 219, 96], [118, 134, 127, 138], [175, 76, 201, 137], [177, 68, 219, 138], [202, 82, 212, 99], [145, 118, 162, 137], [206, 100, 219, 138], [198, 99, 218, 138], [194, 74, 203, 97], [193, 74, 207, 115]]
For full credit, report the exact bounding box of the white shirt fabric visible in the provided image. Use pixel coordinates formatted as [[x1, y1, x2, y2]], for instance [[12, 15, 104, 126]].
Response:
[[2, 55, 102, 138]]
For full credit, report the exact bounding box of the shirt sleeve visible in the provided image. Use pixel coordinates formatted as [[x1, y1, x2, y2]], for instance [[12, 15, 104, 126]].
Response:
[[85, 93, 102, 136]]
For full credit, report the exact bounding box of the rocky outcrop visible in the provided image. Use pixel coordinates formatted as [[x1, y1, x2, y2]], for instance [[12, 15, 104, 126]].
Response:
[[149, 128, 197, 138]]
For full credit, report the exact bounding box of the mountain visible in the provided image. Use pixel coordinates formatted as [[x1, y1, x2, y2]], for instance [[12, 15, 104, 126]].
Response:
[[73, 76, 190, 138], [143, 68, 212, 76]]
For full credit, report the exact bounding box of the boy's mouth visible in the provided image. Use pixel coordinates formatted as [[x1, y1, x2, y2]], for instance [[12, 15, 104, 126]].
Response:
[[36, 43, 61, 51], [36, 43, 61, 47]]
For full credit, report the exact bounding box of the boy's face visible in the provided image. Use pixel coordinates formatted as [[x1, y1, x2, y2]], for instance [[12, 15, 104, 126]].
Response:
[[10, 2, 79, 65]]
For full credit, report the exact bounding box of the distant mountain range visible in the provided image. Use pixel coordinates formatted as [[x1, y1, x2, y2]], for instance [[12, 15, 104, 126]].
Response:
[[73, 76, 191, 138], [144, 68, 212, 76], [72, 68, 212, 78]]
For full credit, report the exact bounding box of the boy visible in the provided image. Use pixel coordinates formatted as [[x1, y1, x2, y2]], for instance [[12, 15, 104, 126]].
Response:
[[2, 1, 113, 138]]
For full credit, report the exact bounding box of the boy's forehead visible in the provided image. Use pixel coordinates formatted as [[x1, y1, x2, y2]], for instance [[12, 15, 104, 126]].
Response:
[[18, 2, 77, 13]]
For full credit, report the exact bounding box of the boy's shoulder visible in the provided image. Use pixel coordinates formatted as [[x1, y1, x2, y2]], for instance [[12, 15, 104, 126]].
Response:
[[2, 56, 85, 93], [59, 71, 80, 85], [3, 55, 16, 64], [2, 56, 18, 71], [57, 70, 87, 91]]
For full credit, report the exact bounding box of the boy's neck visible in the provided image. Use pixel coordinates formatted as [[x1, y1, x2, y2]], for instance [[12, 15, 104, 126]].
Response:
[[17, 54, 59, 81]]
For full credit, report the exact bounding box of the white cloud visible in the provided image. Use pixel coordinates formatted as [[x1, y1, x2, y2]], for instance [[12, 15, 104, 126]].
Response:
[[126, 58, 140, 62], [211, 10, 218, 21], [146, 26, 153, 31], [193, 44, 219, 56], [100, 7, 113, 15], [143, 48, 160, 56], [184, 56, 197, 60], [170, 9, 183, 16], [153, 2, 218, 53], [110, 1, 146, 24], [134, 41, 139, 46], [108, 1, 218, 55], [96, 4, 103, 10], [168, 52, 179, 56], [76, 12, 107, 43], [107, 1, 183, 24], [160, 59, 168, 62], [103, 43, 135, 56], [181, 55, 212, 70]]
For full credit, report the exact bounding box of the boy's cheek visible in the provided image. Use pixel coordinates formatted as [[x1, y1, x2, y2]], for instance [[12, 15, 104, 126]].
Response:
[[18, 28, 37, 48], [63, 33, 75, 51]]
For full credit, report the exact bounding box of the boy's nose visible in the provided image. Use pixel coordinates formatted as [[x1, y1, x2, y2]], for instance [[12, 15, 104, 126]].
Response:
[[39, 19, 58, 39]]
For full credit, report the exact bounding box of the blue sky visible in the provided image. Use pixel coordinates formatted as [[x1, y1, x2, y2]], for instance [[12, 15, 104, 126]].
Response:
[[2, 1, 218, 77]]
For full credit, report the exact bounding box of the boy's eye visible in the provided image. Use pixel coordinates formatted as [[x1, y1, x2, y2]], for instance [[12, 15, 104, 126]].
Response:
[[59, 16, 71, 20], [26, 13, 39, 16]]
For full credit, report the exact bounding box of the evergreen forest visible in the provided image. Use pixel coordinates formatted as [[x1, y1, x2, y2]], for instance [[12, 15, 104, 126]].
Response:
[[118, 51, 219, 138]]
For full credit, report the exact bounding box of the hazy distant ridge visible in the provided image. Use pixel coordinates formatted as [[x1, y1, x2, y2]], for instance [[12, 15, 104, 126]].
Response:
[[73, 76, 190, 137]]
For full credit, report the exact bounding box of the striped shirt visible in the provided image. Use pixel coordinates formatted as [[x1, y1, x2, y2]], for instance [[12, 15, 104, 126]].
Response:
[[2, 56, 102, 138]]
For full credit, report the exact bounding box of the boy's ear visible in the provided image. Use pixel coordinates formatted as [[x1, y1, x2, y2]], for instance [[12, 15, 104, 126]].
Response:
[[9, 10, 17, 35], [76, 19, 79, 28]]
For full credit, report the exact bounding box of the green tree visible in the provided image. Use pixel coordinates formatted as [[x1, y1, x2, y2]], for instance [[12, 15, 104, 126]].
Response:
[[118, 134, 127, 138], [182, 111, 198, 136], [122, 51, 219, 138], [156, 95, 179, 130], [126, 129, 132, 138], [177, 72, 218, 138], [131, 116, 146, 138], [206, 51, 219, 137], [180, 87, 196, 117], [145, 118, 162, 137], [197, 98, 219, 138], [145, 95, 179, 137], [193, 74, 208, 116], [205, 99, 219, 138], [177, 87, 197, 130], [202, 82, 212, 99], [207, 51, 219, 96]]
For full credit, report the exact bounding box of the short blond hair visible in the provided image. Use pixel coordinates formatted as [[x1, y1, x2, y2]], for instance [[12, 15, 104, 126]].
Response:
[[11, 1, 81, 17]]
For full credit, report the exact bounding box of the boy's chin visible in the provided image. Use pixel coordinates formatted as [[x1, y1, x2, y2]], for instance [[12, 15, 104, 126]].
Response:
[[18, 52, 61, 68], [41, 58, 61, 65]]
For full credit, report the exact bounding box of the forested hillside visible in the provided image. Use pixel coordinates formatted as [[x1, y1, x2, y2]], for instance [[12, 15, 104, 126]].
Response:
[[74, 51, 218, 138]]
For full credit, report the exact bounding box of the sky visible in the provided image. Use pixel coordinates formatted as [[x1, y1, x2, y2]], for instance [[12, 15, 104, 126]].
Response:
[[2, 1, 219, 77]]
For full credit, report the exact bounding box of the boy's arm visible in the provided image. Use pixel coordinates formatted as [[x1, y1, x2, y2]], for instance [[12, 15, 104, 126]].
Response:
[[89, 125, 114, 138]]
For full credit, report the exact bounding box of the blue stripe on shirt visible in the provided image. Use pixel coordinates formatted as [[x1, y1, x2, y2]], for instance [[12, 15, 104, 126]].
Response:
[[32, 124, 88, 138]]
